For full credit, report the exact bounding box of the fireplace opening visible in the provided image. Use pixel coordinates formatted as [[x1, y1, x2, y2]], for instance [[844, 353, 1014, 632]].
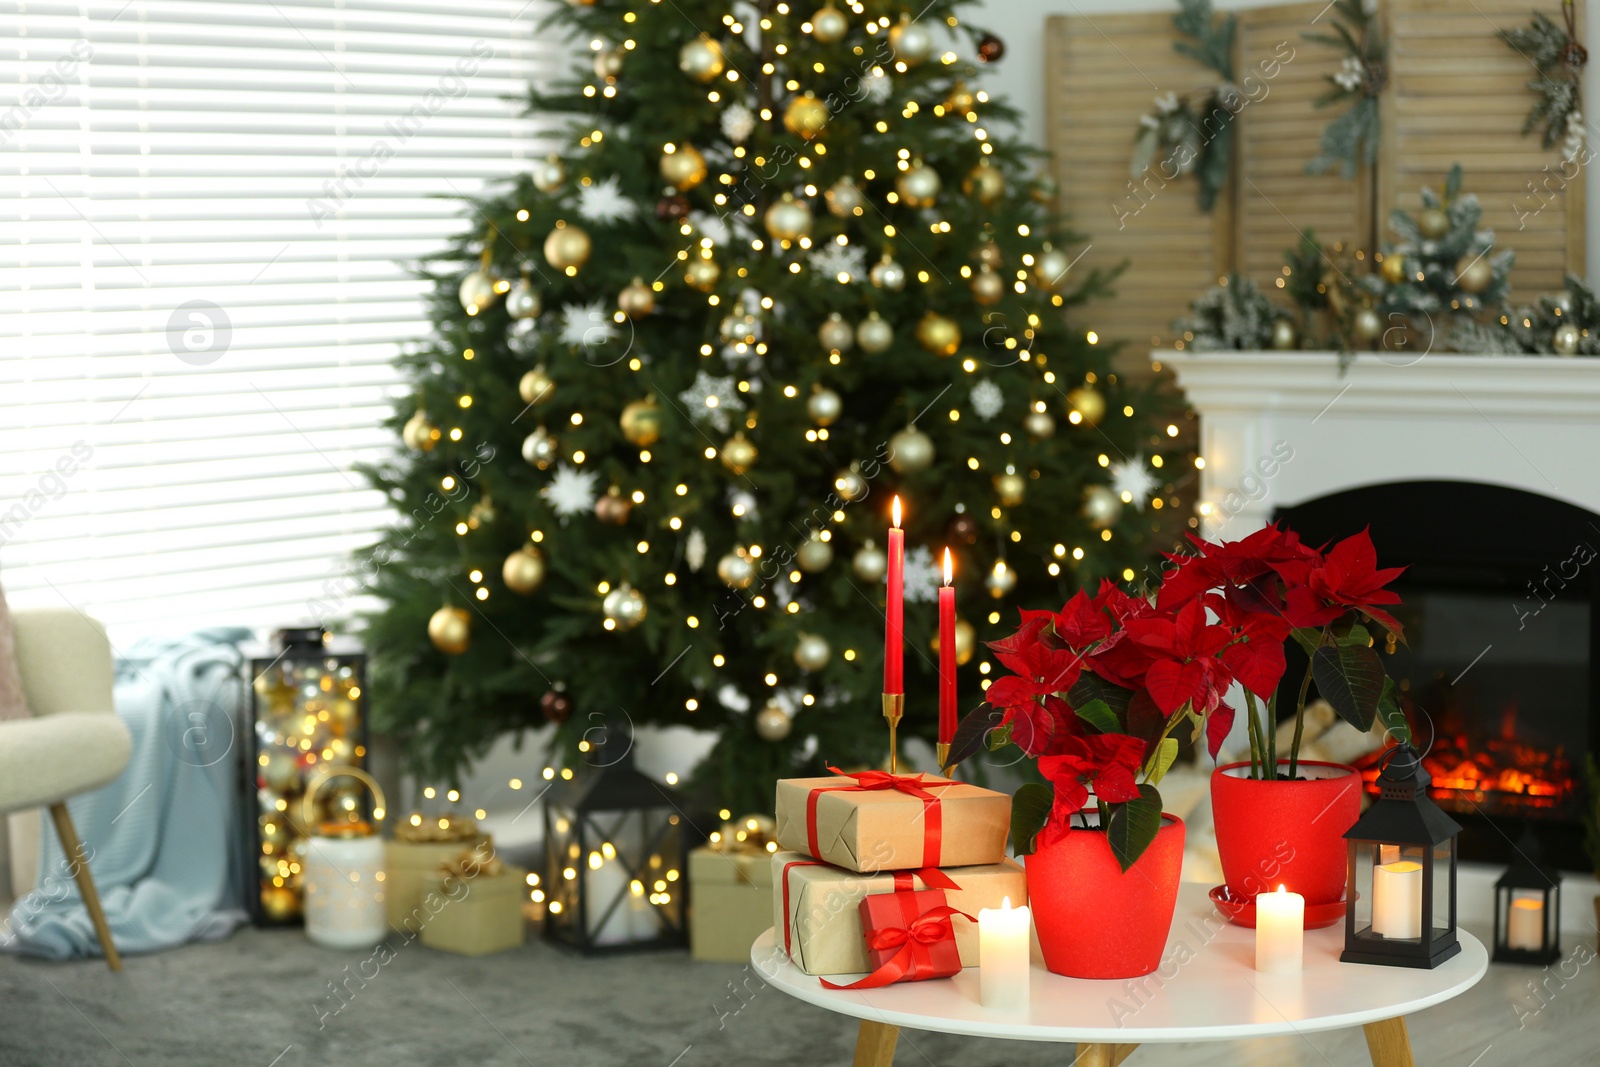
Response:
[[1274, 480, 1598, 870]]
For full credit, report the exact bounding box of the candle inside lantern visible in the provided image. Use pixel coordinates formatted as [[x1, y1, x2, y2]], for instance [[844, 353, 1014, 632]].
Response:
[[978, 895, 1030, 1008], [1507, 894, 1545, 951], [1371, 854, 1424, 939], [938, 548, 956, 748], [1255, 884, 1304, 974], [884, 496, 904, 696]]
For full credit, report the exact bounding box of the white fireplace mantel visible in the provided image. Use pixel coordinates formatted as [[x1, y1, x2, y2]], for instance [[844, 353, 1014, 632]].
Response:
[[1168, 351, 1600, 539]]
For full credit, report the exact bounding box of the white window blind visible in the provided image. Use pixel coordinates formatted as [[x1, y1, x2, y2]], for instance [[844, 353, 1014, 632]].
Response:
[[0, 0, 548, 638]]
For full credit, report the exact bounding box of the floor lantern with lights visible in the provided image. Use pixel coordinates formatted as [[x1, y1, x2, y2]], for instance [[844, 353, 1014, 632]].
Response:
[[1492, 830, 1563, 965]]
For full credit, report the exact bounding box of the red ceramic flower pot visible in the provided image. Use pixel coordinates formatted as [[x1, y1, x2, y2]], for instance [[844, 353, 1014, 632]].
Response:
[[1026, 815, 1185, 980], [1210, 760, 1360, 908]]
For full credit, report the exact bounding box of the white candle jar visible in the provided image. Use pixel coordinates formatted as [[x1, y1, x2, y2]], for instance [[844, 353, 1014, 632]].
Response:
[[301, 766, 388, 950]]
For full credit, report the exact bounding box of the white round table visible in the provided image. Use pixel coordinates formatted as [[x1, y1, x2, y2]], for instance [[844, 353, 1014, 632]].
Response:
[[751, 883, 1487, 1067]]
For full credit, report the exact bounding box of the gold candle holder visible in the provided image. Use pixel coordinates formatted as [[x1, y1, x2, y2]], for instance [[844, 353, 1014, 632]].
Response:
[[881, 692, 904, 774], [935, 742, 951, 780]]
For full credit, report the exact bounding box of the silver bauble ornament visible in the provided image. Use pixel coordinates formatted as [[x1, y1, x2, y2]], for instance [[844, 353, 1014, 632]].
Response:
[[678, 35, 726, 83], [602, 583, 647, 631], [593, 47, 624, 80], [428, 605, 472, 655], [993, 470, 1026, 507], [833, 466, 869, 502], [797, 536, 833, 573], [1082, 484, 1121, 529], [807, 386, 843, 425], [1418, 207, 1450, 240], [754, 704, 793, 742], [819, 313, 854, 353], [888, 426, 934, 474], [518, 366, 555, 405], [1553, 321, 1581, 356], [618, 277, 655, 317], [870, 254, 907, 291], [764, 194, 813, 243], [1352, 306, 1384, 344], [976, 240, 1003, 270], [853, 542, 888, 582], [1455, 255, 1493, 294], [856, 312, 894, 353], [505, 276, 542, 320], [458, 269, 496, 314], [971, 267, 1004, 306], [793, 633, 831, 671], [502, 547, 546, 595], [888, 17, 933, 65], [531, 155, 566, 194], [1033, 246, 1073, 290], [521, 427, 559, 470], [1270, 318, 1298, 351], [1023, 410, 1055, 439], [824, 177, 864, 217], [984, 562, 1017, 599], [810, 5, 848, 43], [896, 161, 941, 207], [717, 552, 755, 589]]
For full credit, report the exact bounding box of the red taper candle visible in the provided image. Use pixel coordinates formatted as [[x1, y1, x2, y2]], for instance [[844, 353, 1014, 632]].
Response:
[[884, 495, 904, 695], [938, 548, 956, 746]]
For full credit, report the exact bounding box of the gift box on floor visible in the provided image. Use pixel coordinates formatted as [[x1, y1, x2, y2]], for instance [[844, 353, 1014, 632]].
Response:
[[774, 769, 1009, 873], [688, 844, 774, 963], [384, 817, 486, 931], [419, 850, 529, 957], [772, 850, 1025, 976]]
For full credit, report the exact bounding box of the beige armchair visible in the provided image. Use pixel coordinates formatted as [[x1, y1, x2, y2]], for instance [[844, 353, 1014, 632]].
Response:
[[1, 608, 132, 970]]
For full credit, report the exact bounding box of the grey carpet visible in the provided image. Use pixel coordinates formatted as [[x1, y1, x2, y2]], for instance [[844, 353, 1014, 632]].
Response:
[[0, 922, 1592, 1066]]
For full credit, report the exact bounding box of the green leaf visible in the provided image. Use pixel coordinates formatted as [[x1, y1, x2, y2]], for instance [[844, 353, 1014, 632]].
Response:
[[1336, 623, 1372, 648], [1311, 640, 1385, 732], [986, 721, 1013, 752], [1074, 698, 1120, 734], [1010, 782, 1054, 856], [1069, 674, 1134, 719], [1291, 627, 1323, 656], [1146, 737, 1180, 786], [1105, 784, 1163, 872], [1445, 163, 1463, 204], [947, 704, 1004, 769], [1376, 675, 1411, 745]]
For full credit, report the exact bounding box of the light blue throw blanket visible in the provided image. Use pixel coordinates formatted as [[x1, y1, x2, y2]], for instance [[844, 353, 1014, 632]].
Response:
[[2, 629, 250, 959]]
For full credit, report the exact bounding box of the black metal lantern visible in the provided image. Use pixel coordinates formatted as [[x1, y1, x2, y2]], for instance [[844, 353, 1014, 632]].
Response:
[[542, 729, 702, 954], [1342, 744, 1462, 968], [244, 627, 369, 925], [1492, 831, 1563, 965]]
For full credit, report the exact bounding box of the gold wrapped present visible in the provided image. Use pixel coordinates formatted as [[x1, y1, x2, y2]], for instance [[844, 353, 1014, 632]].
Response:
[[419, 847, 528, 957], [688, 839, 775, 963], [384, 814, 484, 931]]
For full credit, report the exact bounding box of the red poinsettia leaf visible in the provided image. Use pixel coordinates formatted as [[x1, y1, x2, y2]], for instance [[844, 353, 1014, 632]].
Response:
[[1205, 700, 1235, 760], [1221, 637, 1286, 699], [1283, 585, 1344, 629], [984, 675, 1044, 710], [1094, 761, 1141, 803], [1357, 603, 1407, 643], [1146, 658, 1207, 715], [1055, 590, 1111, 647]]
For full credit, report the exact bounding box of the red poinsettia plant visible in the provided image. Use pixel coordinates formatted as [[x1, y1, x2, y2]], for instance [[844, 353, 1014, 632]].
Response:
[[947, 524, 1411, 870]]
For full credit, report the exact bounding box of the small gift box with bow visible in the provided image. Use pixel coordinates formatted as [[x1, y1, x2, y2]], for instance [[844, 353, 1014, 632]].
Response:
[[383, 815, 487, 931], [688, 815, 777, 963], [418, 844, 529, 957], [772, 850, 1025, 976], [774, 767, 1009, 874], [822, 890, 973, 989]]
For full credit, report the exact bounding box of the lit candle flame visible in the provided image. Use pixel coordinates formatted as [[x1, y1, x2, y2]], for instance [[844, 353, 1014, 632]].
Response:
[[892, 495, 902, 529], [1277, 884, 1287, 894], [943, 547, 952, 585], [1000, 895, 1012, 910]]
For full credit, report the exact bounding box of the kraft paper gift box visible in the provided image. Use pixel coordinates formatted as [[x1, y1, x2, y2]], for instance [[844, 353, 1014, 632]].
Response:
[[419, 863, 529, 956], [688, 845, 774, 963], [384, 835, 486, 930], [773, 771, 1009, 873], [771, 850, 1026, 976]]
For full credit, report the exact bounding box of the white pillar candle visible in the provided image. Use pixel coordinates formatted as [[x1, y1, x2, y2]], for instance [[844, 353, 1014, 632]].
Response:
[[978, 896, 1031, 1008], [1255, 885, 1305, 974], [1371, 859, 1424, 939], [1507, 895, 1545, 951]]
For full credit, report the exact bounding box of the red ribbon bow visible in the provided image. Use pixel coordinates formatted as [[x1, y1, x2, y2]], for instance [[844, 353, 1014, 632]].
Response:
[[780, 862, 961, 957], [806, 765, 945, 868], [820, 904, 974, 990]]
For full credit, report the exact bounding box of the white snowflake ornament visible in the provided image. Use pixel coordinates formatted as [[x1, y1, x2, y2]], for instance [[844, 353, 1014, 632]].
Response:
[[808, 241, 867, 283], [970, 380, 1004, 420], [578, 175, 635, 223], [1110, 453, 1159, 511], [686, 528, 708, 571], [679, 370, 744, 432], [721, 103, 755, 144], [901, 545, 941, 604], [543, 464, 599, 518], [560, 301, 614, 349]]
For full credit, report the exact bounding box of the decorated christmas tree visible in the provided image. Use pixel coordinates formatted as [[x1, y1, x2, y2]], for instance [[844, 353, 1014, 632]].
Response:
[[359, 0, 1177, 813]]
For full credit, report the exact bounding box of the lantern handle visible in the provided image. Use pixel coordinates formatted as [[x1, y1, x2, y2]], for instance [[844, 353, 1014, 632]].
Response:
[[301, 764, 387, 837]]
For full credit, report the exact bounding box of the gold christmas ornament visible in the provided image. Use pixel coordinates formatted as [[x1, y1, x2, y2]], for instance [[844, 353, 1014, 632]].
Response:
[[660, 142, 708, 190], [888, 425, 934, 474], [1418, 207, 1450, 240], [754, 703, 793, 742], [896, 161, 941, 207], [915, 311, 960, 356], [963, 162, 1005, 204], [502, 547, 546, 595], [521, 427, 559, 470], [945, 81, 976, 114], [685, 255, 721, 292], [797, 536, 833, 573], [888, 16, 934, 65], [1023, 410, 1055, 439], [1270, 319, 1298, 351], [458, 269, 497, 314], [824, 177, 864, 217], [852, 541, 888, 582], [543, 221, 592, 271], [594, 487, 632, 525], [931, 618, 976, 666], [763, 194, 813, 243], [620, 397, 662, 447], [678, 35, 726, 83], [869, 254, 907, 291], [806, 386, 842, 425], [1553, 322, 1581, 356], [856, 312, 894, 354], [1352, 306, 1384, 344], [1082, 484, 1122, 529], [593, 47, 624, 81], [618, 277, 656, 317], [505, 275, 542, 320], [401, 409, 438, 451], [602, 583, 647, 631], [518, 366, 555, 406], [976, 240, 1003, 270], [1455, 255, 1493, 294], [993, 470, 1026, 508], [1380, 253, 1407, 285], [793, 633, 831, 671], [783, 92, 830, 140], [833, 465, 869, 502], [1033, 246, 1073, 290], [428, 606, 472, 655], [970, 267, 1004, 306], [717, 551, 755, 589], [818, 313, 854, 353], [985, 561, 1017, 599], [531, 155, 566, 194], [721, 432, 757, 475], [1066, 385, 1105, 426], [810, 5, 849, 43]]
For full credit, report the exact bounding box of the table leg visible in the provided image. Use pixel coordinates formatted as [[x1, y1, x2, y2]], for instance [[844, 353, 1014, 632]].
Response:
[[1362, 1016, 1415, 1067], [1110, 1045, 1140, 1067], [852, 1020, 898, 1067], [1075, 1044, 1139, 1067]]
